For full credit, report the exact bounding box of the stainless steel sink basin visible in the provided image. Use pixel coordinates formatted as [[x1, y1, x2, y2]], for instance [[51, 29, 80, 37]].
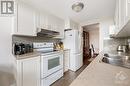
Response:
[[102, 54, 130, 69]]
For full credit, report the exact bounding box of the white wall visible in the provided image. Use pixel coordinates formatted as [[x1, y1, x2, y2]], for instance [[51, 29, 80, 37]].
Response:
[[80, 18, 114, 52], [86, 29, 99, 53], [0, 17, 15, 70]]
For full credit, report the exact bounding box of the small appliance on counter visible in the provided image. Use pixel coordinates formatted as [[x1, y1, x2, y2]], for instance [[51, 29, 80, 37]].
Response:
[[13, 43, 33, 55], [117, 45, 129, 52]]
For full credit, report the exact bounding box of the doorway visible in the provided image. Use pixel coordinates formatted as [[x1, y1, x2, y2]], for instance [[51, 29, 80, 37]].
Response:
[[83, 23, 100, 64]]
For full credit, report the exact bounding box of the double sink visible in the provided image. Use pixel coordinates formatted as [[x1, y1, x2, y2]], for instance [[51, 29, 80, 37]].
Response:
[[102, 53, 130, 69]]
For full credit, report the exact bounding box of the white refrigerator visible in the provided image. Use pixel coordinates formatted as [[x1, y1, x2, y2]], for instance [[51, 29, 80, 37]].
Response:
[[64, 29, 83, 71]]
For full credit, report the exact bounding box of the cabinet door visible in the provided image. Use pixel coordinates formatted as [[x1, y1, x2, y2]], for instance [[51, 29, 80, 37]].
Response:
[[114, 0, 120, 33], [22, 57, 40, 86], [17, 1, 36, 36], [39, 12, 50, 30], [17, 56, 41, 86], [69, 20, 79, 30], [47, 14, 56, 31], [64, 50, 70, 72], [39, 12, 65, 38], [125, 0, 130, 23], [119, 0, 126, 29], [128, 0, 130, 19], [54, 18, 65, 39]]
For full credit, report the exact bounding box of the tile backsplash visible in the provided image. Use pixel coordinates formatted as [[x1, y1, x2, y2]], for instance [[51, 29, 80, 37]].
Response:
[[103, 38, 128, 52], [12, 35, 61, 44]]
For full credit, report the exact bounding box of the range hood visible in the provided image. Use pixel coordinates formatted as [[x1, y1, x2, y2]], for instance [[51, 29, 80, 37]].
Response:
[[37, 28, 60, 37]]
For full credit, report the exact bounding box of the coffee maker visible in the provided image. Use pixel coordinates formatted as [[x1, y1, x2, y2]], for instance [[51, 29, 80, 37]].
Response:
[[13, 43, 33, 55]]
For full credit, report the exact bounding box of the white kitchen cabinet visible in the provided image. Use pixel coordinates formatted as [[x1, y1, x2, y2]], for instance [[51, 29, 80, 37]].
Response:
[[13, 0, 65, 37], [13, 1, 37, 36], [53, 18, 65, 39], [124, 0, 130, 24], [118, 0, 126, 29], [38, 12, 65, 38], [16, 56, 41, 86], [39, 12, 50, 30], [114, 0, 127, 32], [118, 0, 130, 27], [65, 19, 79, 30], [109, 25, 116, 37], [70, 21, 79, 30], [114, 0, 120, 34], [113, 0, 130, 37], [63, 50, 70, 72]]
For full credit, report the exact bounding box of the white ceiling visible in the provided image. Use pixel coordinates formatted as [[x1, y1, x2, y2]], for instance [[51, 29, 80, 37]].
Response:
[[23, 0, 116, 23], [83, 23, 99, 31]]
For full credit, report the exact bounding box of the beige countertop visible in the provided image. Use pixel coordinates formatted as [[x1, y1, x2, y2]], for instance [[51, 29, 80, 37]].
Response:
[[15, 52, 41, 60], [70, 52, 130, 86], [15, 50, 64, 60]]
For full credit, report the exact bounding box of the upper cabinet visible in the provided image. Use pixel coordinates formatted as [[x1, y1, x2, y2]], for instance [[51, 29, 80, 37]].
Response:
[[12, 1, 37, 36], [65, 19, 79, 30], [118, 0, 126, 29], [38, 12, 49, 30], [38, 12, 65, 38], [12, 1, 65, 38], [113, 0, 130, 37], [124, 0, 130, 24]]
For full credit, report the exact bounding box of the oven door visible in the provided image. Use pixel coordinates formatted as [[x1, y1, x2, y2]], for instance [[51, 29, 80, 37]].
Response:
[[41, 53, 63, 78]]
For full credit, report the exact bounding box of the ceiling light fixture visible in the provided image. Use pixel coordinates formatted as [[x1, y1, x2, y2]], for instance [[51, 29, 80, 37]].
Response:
[[72, 2, 84, 12]]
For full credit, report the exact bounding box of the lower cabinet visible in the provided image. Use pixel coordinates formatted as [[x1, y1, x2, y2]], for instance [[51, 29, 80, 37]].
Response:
[[63, 50, 70, 72], [16, 56, 41, 86]]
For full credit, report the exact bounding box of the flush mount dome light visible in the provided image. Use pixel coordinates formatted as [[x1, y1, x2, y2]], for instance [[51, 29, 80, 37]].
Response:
[[72, 2, 84, 12]]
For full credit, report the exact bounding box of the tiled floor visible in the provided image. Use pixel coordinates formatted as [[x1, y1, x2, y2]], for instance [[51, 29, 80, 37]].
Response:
[[51, 59, 90, 86]]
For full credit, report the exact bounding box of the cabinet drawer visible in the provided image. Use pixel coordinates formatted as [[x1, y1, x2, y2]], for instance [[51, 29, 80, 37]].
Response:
[[41, 69, 63, 86]]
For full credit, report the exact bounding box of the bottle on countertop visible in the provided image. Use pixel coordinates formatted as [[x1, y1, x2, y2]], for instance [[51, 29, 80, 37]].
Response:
[[54, 42, 64, 50]]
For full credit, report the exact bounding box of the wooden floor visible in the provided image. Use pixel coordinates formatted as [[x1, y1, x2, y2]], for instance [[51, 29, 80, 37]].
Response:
[[51, 58, 90, 86]]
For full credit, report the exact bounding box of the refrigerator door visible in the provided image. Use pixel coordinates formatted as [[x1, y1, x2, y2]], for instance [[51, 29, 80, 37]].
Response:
[[73, 30, 82, 53], [64, 30, 83, 71], [64, 30, 81, 53], [64, 30, 75, 52], [75, 52, 83, 70], [73, 30, 80, 53], [69, 52, 83, 71]]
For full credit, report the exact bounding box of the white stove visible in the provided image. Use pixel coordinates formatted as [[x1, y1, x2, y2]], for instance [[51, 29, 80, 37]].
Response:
[[33, 42, 63, 86], [33, 42, 54, 52]]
